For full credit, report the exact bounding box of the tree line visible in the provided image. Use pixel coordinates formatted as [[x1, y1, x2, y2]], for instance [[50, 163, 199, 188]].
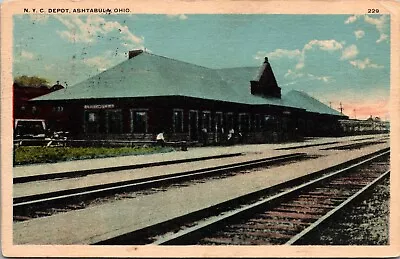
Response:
[[14, 75, 50, 88]]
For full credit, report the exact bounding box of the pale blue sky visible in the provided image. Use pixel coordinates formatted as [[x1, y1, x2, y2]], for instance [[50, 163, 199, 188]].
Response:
[[13, 14, 390, 119]]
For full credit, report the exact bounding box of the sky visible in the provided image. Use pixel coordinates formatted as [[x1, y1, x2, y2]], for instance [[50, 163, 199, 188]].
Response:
[[13, 14, 390, 120]]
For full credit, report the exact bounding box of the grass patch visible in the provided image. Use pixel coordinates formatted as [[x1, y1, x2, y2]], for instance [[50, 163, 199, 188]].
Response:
[[14, 146, 175, 166]]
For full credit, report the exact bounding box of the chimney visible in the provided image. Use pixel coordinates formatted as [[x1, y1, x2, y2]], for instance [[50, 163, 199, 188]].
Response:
[[128, 49, 144, 59]]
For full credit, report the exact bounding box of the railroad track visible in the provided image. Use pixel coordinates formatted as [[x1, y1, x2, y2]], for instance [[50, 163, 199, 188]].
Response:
[[276, 138, 386, 151], [274, 141, 340, 150], [13, 152, 244, 184], [13, 152, 309, 222], [96, 148, 388, 245], [321, 140, 387, 151]]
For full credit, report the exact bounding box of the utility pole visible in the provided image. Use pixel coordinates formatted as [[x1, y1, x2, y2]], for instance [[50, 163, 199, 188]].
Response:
[[353, 109, 356, 119], [338, 102, 344, 114]]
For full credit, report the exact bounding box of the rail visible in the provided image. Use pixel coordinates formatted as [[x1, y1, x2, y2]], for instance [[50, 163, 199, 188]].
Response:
[[13, 153, 307, 221], [88, 148, 388, 245], [148, 150, 389, 245]]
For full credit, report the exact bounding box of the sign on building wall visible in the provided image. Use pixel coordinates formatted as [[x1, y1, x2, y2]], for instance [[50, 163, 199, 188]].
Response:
[[83, 104, 115, 109]]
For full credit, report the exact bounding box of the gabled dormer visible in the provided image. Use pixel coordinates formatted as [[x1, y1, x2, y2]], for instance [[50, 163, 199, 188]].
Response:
[[250, 57, 281, 98]]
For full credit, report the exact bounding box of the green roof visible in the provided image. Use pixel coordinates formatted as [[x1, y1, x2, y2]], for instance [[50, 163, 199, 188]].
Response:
[[34, 52, 287, 106], [283, 90, 344, 116], [35, 53, 226, 101], [34, 51, 343, 116], [216, 67, 291, 107]]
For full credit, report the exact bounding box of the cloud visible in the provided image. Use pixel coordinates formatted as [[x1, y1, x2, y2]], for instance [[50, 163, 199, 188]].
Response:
[[344, 15, 388, 44], [284, 69, 304, 79], [83, 56, 112, 72], [354, 30, 365, 39], [364, 15, 388, 43], [349, 58, 384, 70], [166, 14, 188, 20], [56, 15, 144, 49], [364, 15, 386, 32], [376, 33, 388, 43], [281, 81, 298, 86], [304, 39, 344, 51], [307, 73, 333, 83], [20, 50, 34, 60], [345, 15, 358, 24], [29, 14, 50, 24], [340, 45, 359, 60], [296, 39, 343, 70], [255, 38, 374, 79], [295, 62, 305, 70], [284, 69, 332, 84], [255, 49, 302, 60], [256, 39, 344, 72], [45, 64, 55, 71], [82, 51, 126, 72]]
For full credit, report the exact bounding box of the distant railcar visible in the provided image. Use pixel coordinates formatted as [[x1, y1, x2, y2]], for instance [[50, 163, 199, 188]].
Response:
[[339, 118, 389, 135]]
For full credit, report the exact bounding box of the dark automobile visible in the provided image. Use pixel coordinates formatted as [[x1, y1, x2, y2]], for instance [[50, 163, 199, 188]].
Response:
[[14, 119, 47, 139]]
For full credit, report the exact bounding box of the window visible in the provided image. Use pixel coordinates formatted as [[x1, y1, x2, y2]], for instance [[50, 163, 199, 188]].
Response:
[[215, 112, 223, 133], [255, 114, 261, 131], [263, 115, 274, 130], [131, 110, 148, 133], [52, 106, 64, 113], [85, 111, 100, 134], [189, 110, 199, 140], [14, 120, 46, 138], [18, 106, 26, 116], [31, 106, 39, 115], [88, 113, 97, 122], [106, 110, 123, 134], [239, 113, 250, 132], [173, 109, 184, 133], [225, 113, 234, 131], [282, 117, 289, 131], [201, 111, 211, 132]]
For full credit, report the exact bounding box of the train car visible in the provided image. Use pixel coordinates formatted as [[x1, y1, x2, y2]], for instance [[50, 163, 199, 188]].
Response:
[[339, 117, 390, 135]]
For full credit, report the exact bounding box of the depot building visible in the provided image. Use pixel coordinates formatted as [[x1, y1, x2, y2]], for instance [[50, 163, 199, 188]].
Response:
[[32, 50, 347, 143]]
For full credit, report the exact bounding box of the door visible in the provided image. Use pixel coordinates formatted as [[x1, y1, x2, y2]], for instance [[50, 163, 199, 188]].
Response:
[[215, 112, 223, 142], [189, 110, 198, 141]]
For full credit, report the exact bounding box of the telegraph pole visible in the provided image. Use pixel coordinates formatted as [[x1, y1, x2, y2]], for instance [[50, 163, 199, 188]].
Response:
[[338, 102, 344, 114], [353, 109, 356, 119]]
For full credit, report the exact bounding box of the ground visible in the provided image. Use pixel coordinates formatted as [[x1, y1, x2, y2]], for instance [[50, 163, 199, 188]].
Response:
[[305, 178, 390, 245]]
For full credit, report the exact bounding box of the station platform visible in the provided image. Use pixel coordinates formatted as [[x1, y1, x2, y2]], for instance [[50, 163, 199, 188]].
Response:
[[13, 134, 386, 180], [13, 135, 389, 245], [13, 150, 295, 198]]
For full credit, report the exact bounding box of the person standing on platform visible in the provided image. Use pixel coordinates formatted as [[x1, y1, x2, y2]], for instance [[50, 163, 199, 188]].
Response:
[[156, 131, 165, 147], [227, 128, 235, 145], [201, 128, 208, 146]]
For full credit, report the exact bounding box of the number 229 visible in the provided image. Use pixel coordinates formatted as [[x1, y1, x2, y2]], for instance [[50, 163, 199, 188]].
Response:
[[368, 9, 379, 13]]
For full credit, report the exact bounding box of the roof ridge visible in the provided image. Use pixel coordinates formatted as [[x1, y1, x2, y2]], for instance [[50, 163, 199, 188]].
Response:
[[287, 90, 341, 114], [215, 66, 259, 70], [141, 52, 262, 71], [296, 90, 327, 105], [67, 55, 134, 88], [141, 51, 215, 71]]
